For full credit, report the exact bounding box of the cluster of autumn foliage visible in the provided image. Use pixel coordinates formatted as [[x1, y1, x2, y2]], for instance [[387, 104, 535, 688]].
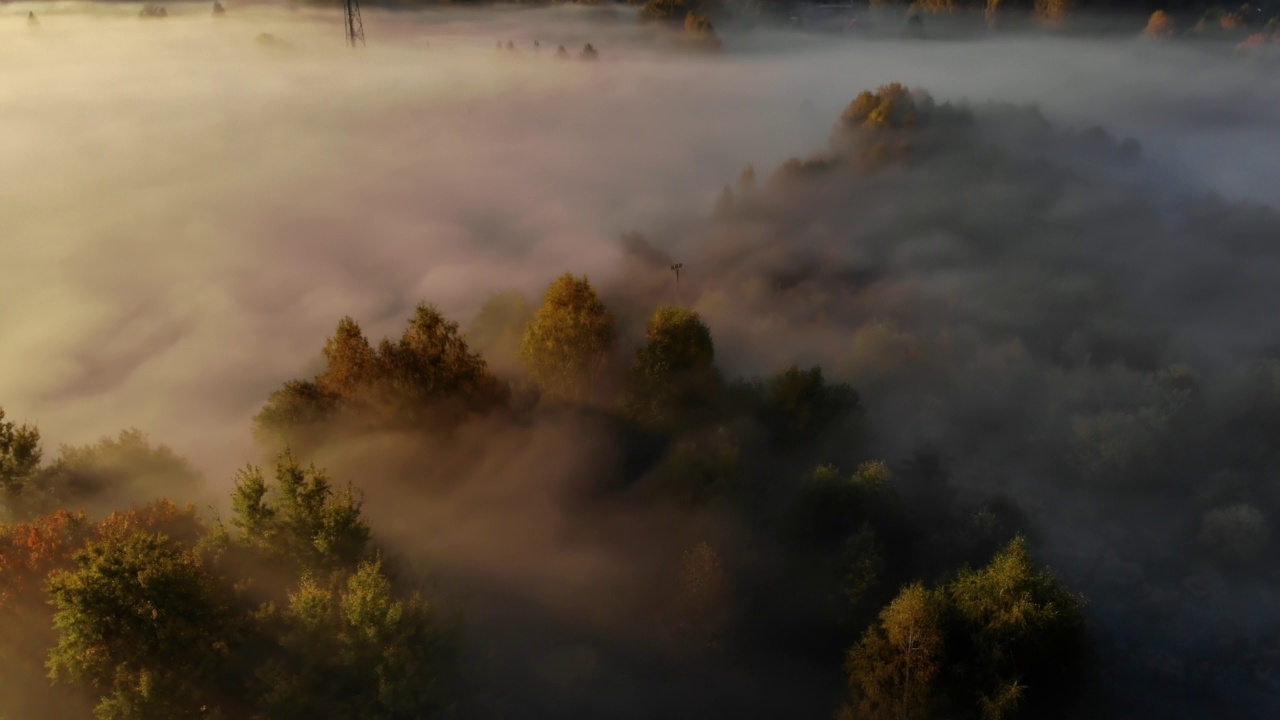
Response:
[[1, 261, 1090, 719]]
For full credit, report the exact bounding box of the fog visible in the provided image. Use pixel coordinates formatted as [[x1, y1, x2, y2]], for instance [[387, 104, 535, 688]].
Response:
[[4, 4, 1280, 717], [2, 4, 1276, 477]]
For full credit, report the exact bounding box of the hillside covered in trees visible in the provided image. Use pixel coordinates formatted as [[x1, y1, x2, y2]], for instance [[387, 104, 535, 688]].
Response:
[[4, 74, 1280, 720]]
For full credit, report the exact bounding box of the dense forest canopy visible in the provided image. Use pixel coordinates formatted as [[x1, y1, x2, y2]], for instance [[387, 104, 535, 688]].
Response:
[[3, 5, 1280, 720]]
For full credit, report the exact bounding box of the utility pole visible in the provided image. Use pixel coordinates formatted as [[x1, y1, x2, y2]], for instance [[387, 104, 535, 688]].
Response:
[[670, 263, 683, 305], [345, 0, 365, 47]]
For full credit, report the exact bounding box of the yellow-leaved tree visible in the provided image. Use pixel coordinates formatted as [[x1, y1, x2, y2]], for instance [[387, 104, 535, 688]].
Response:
[[520, 274, 616, 403]]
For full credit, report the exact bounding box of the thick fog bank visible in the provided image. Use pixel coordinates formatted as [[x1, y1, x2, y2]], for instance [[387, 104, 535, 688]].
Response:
[[2, 5, 1277, 478], [4, 5, 1280, 720]]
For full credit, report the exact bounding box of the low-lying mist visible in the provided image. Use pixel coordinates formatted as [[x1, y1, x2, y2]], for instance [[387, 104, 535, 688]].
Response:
[[3, 4, 1280, 719], [4, 4, 1276, 475]]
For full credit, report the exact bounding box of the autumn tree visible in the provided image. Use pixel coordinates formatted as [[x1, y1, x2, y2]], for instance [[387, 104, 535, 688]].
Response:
[[255, 305, 507, 445], [0, 510, 95, 719], [840, 583, 943, 720], [373, 304, 509, 422], [842, 538, 1087, 720], [520, 274, 616, 403], [318, 316, 378, 398], [984, 0, 1002, 28], [1034, 0, 1072, 27], [1143, 9, 1176, 37], [684, 11, 722, 50]]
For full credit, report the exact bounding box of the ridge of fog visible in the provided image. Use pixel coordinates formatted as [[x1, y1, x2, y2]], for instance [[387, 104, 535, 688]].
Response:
[[3, 5, 1277, 480], [5, 6, 1280, 719]]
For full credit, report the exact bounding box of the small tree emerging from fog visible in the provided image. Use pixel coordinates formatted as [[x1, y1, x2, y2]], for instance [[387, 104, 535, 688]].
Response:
[[231, 450, 371, 573], [466, 291, 536, 379], [1199, 503, 1268, 564], [640, 0, 690, 22], [520, 274, 616, 403], [984, 0, 1002, 28], [684, 11, 723, 50], [670, 541, 730, 655], [755, 365, 861, 446], [0, 407, 42, 519], [624, 306, 721, 428], [1143, 10, 1176, 37], [1034, 0, 1072, 27]]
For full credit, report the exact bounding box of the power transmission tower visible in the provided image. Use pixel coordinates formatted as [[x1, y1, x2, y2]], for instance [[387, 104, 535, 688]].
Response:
[[344, 0, 364, 47], [670, 263, 683, 305]]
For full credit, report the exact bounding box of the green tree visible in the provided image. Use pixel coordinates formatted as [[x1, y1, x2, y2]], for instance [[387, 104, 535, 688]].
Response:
[[230, 451, 370, 574], [754, 366, 861, 446], [47, 531, 237, 720], [639, 0, 690, 21], [943, 537, 1087, 720], [838, 523, 886, 628], [254, 380, 340, 448], [788, 461, 889, 548], [623, 306, 721, 428], [668, 541, 730, 656], [257, 559, 455, 720], [520, 274, 616, 403], [651, 430, 742, 506], [0, 407, 43, 519], [39, 430, 202, 513], [843, 538, 1087, 720]]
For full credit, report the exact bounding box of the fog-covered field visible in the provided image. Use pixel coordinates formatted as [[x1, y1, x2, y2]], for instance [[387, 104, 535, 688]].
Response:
[[3, 5, 1280, 718]]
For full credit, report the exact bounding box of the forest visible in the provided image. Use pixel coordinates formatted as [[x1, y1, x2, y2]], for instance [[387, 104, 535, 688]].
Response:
[[6, 80, 1280, 718], [4, 3, 1280, 719]]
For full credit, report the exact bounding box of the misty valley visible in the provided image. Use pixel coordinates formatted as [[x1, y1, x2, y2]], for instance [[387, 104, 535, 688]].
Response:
[[3, 2, 1280, 720]]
